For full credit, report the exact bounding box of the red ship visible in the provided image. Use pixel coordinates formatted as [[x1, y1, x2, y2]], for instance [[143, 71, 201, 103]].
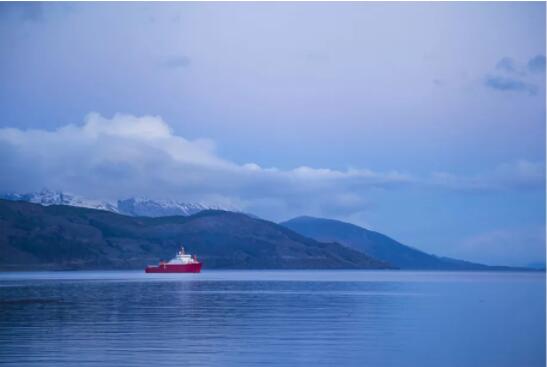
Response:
[[145, 247, 202, 273]]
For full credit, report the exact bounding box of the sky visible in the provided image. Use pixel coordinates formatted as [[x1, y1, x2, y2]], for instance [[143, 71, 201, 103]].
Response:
[[0, 2, 545, 266]]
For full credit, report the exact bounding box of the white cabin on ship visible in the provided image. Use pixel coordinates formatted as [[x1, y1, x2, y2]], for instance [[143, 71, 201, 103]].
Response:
[[166, 247, 199, 265]]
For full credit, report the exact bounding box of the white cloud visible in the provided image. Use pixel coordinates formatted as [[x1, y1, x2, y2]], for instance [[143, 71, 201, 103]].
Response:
[[0, 113, 544, 220]]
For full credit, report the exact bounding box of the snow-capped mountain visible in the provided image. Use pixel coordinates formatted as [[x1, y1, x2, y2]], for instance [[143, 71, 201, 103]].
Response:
[[0, 190, 119, 213], [117, 197, 229, 217], [0, 190, 233, 217]]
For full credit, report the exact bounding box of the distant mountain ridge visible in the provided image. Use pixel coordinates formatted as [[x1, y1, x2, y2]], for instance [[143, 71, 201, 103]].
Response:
[[0, 190, 232, 218], [0, 199, 390, 270], [281, 216, 519, 270], [1, 190, 119, 213], [0, 194, 528, 271], [117, 197, 229, 217]]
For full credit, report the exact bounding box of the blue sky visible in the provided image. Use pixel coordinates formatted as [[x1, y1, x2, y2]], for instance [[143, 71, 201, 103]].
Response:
[[0, 2, 545, 266]]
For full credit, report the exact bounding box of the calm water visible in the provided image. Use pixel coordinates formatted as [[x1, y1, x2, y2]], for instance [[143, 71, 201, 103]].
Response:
[[0, 271, 544, 367]]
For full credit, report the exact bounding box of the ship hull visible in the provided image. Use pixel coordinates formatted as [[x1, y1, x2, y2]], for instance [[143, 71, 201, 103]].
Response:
[[145, 263, 202, 273]]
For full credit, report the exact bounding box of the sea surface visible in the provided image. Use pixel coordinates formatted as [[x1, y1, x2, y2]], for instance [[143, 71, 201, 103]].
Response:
[[0, 270, 544, 367]]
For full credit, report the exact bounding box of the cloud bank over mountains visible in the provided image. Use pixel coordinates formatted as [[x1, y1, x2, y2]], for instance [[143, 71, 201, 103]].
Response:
[[1, 113, 544, 220]]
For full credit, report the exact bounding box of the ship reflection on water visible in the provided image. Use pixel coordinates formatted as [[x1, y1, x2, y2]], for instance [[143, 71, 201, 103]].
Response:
[[0, 271, 545, 367]]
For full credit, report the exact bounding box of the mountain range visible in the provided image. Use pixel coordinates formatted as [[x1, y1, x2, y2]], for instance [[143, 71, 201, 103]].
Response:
[[0, 199, 389, 270], [0, 193, 527, 271], [0, 190, 231, 217], [280, 216, 510, 270]]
